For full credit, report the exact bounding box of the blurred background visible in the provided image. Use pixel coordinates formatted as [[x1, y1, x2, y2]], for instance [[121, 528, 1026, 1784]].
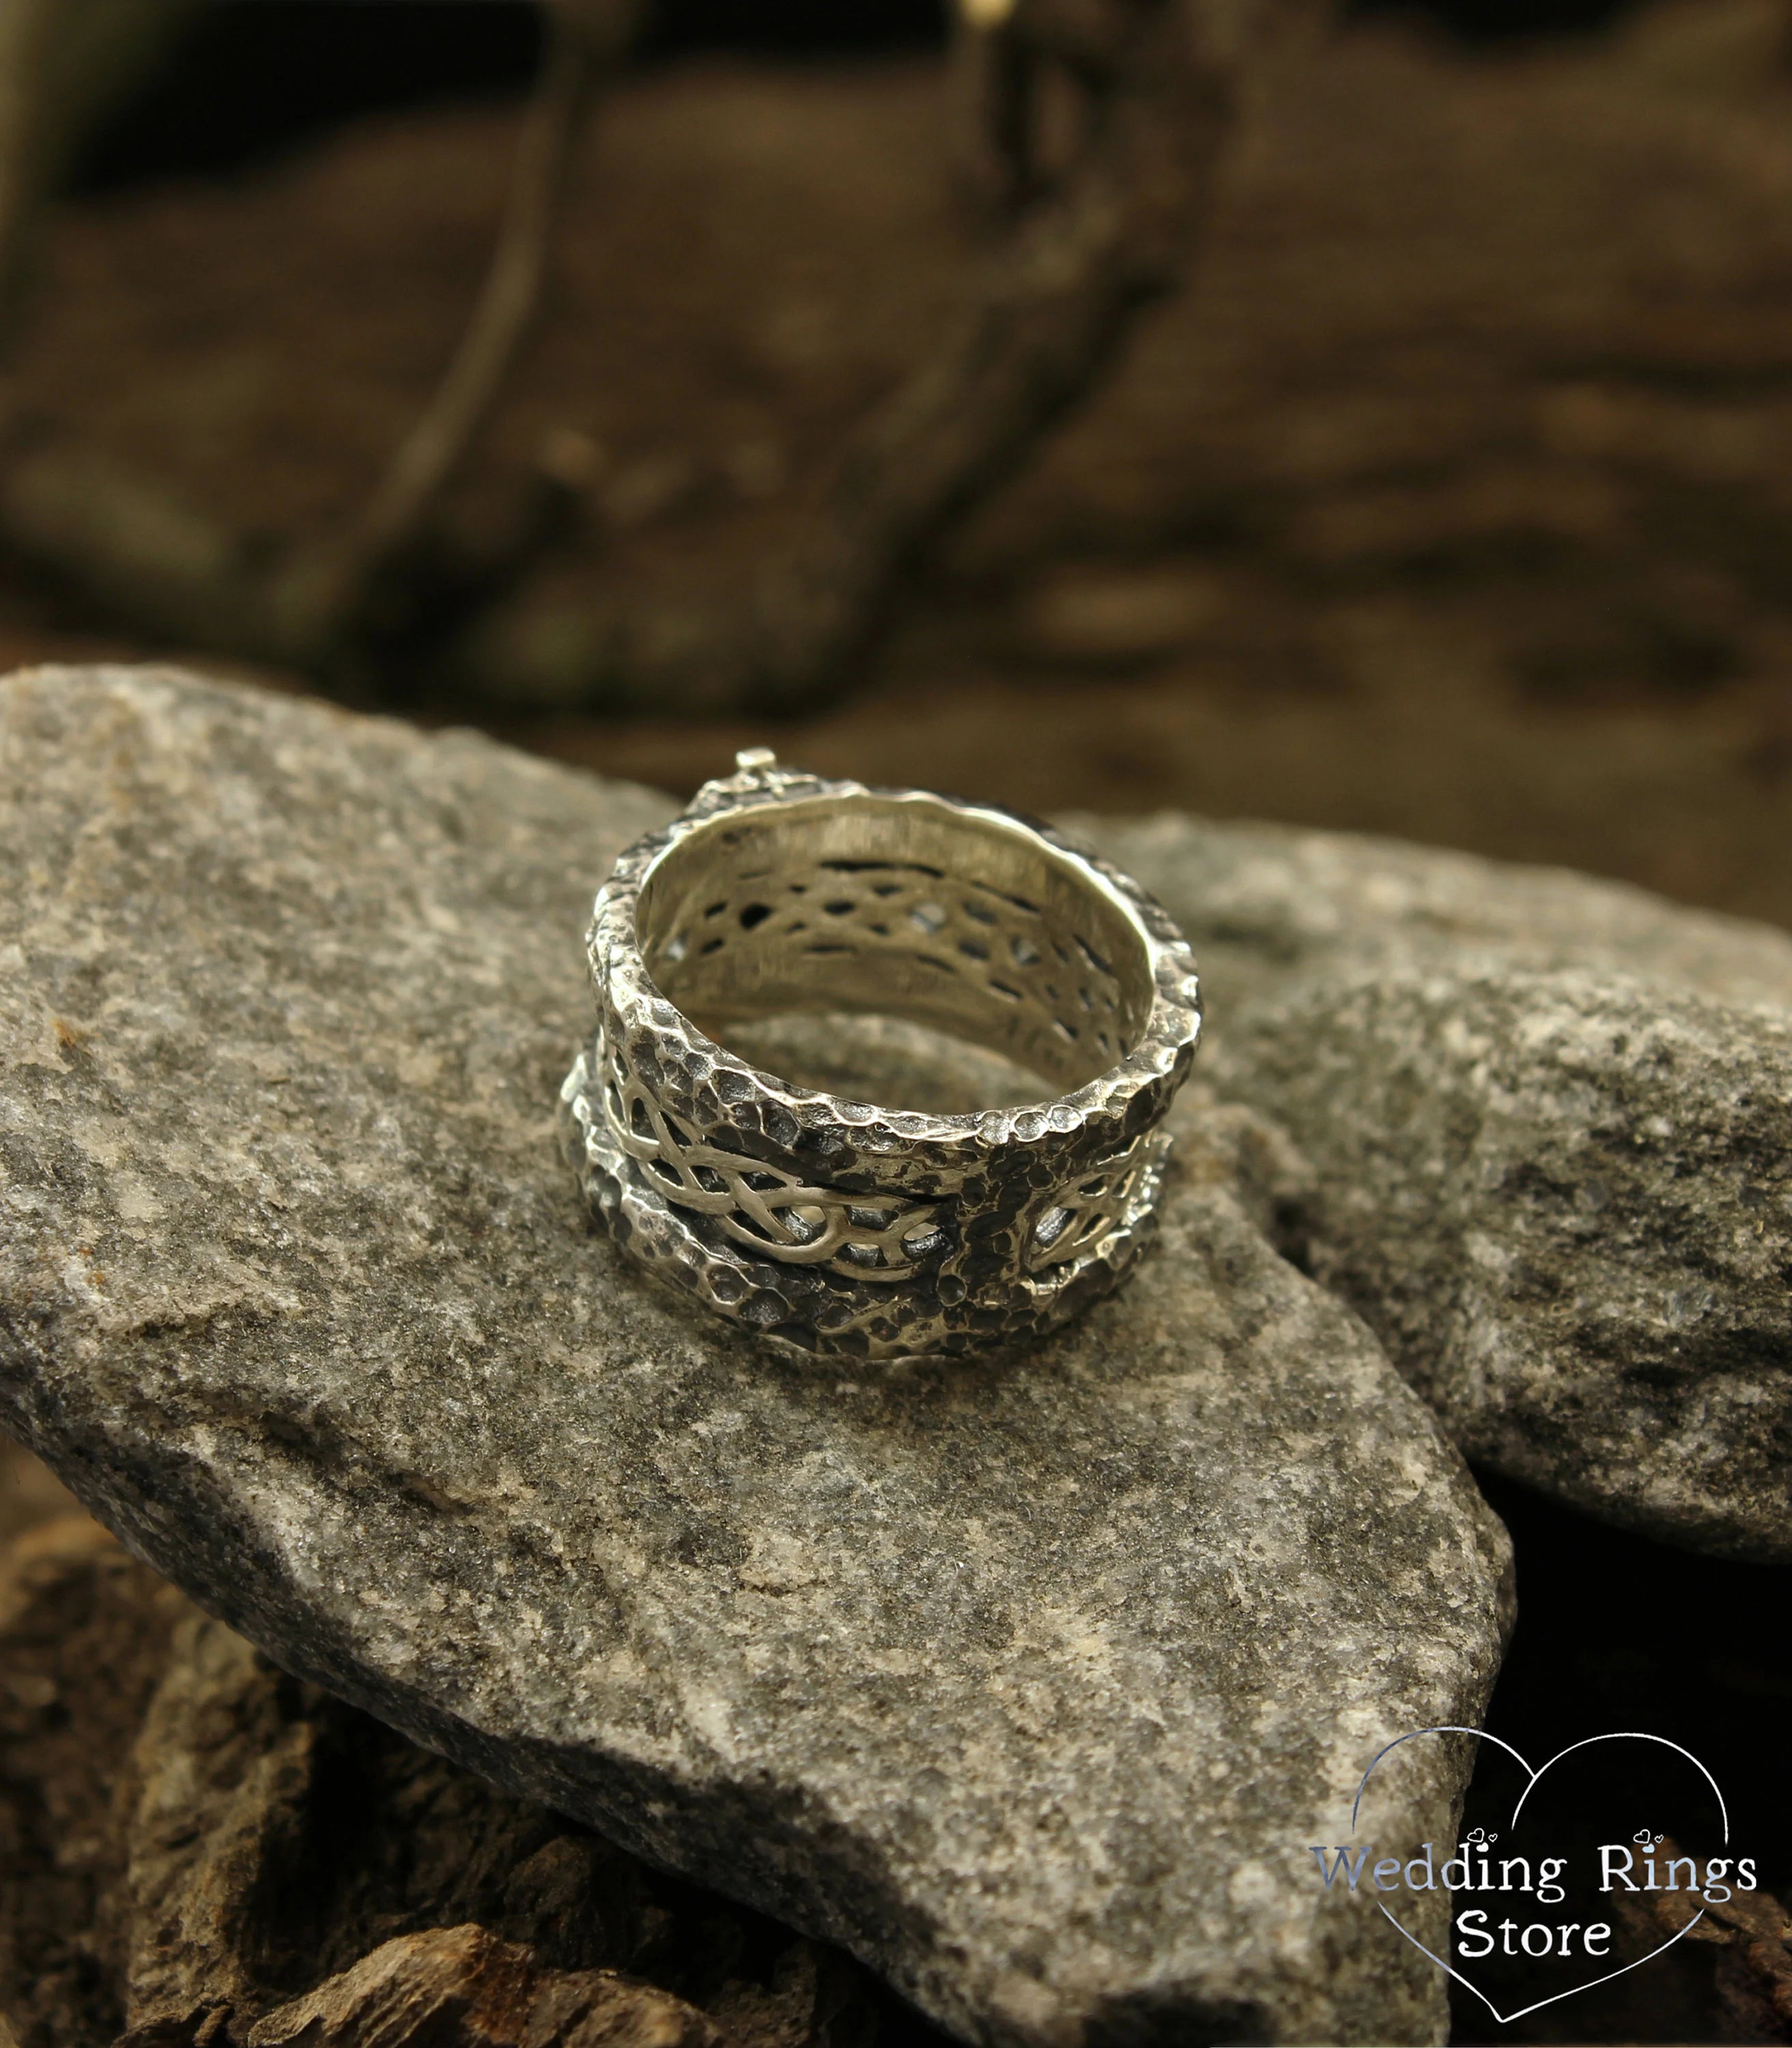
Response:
[[0, 0, 1788, 919]]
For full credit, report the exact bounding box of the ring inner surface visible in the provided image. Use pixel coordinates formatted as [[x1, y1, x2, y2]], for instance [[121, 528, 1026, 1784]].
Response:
[[635, 794, 1154, 1094]]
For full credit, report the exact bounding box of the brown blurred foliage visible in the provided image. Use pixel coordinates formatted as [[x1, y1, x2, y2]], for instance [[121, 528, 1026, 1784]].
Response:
[[0, 2, 1789, 922]]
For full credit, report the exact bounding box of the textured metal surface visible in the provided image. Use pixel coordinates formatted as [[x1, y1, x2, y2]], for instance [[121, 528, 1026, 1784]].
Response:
[[561, 753, 1201, 1357]]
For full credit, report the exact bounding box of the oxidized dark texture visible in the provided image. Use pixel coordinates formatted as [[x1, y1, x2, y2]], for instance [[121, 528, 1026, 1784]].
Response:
[[1099, 816, 1792, 1561], [565, 754, 1201, 1358], [0, 668, 1508, 2048]]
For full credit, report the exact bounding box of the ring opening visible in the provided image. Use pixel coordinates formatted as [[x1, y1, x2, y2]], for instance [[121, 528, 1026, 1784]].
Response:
[[635, 793, 1154, 1094]]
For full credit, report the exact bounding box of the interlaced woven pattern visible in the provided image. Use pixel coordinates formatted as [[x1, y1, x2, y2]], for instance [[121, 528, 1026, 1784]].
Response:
[[568, 757, 1200, 1356], [1026, 1141, 1154, 1272], [601, 1029, 946, 1279], [647, 853, 1137, 1091]]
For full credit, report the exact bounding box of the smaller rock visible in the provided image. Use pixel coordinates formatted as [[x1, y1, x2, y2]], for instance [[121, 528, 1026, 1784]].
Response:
[[1214, 967, 1792, 1559], [1096, 813, 1792, 1559], [1091, 811, 1792, 1025]]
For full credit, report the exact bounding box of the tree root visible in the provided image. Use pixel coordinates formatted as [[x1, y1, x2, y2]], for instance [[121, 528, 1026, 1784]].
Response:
[[0, 0, 1322, 716]]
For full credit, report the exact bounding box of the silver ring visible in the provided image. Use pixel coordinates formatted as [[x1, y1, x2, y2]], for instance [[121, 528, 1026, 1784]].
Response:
[[560, 752, 1201, 1359]]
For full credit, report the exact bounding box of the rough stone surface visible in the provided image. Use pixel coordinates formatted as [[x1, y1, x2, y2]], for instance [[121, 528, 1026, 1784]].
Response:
[[1098, 815, 1792, 1561], [0, 1516, 898, 2048], [0, 668, 1509, 2048], [1086, 813, 1792, 1023]]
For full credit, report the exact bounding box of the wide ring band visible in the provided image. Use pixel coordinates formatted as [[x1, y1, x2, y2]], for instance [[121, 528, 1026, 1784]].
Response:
[[560, 752, 1201, 1359]]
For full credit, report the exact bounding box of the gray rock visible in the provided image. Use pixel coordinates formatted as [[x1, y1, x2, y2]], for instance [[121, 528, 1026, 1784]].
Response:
[[1097, 816, 1792, 1561], [0, 667, 1509, 2048], [1086, 812, 1792, 1021]]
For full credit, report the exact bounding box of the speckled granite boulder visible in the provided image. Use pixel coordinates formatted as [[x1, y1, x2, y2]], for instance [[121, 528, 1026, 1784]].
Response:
[[1099, 816, 1792, 1561], [0, 667, 1508, 2048], [1087, 812, 1792, 1019]]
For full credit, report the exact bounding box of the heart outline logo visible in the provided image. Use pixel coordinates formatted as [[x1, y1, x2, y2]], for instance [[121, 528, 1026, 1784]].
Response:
[[1350, 1726, 1731, 2026]]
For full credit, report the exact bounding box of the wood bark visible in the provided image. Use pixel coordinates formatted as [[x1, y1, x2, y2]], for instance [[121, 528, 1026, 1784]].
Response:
[[0, 1520, 914, 2048]]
